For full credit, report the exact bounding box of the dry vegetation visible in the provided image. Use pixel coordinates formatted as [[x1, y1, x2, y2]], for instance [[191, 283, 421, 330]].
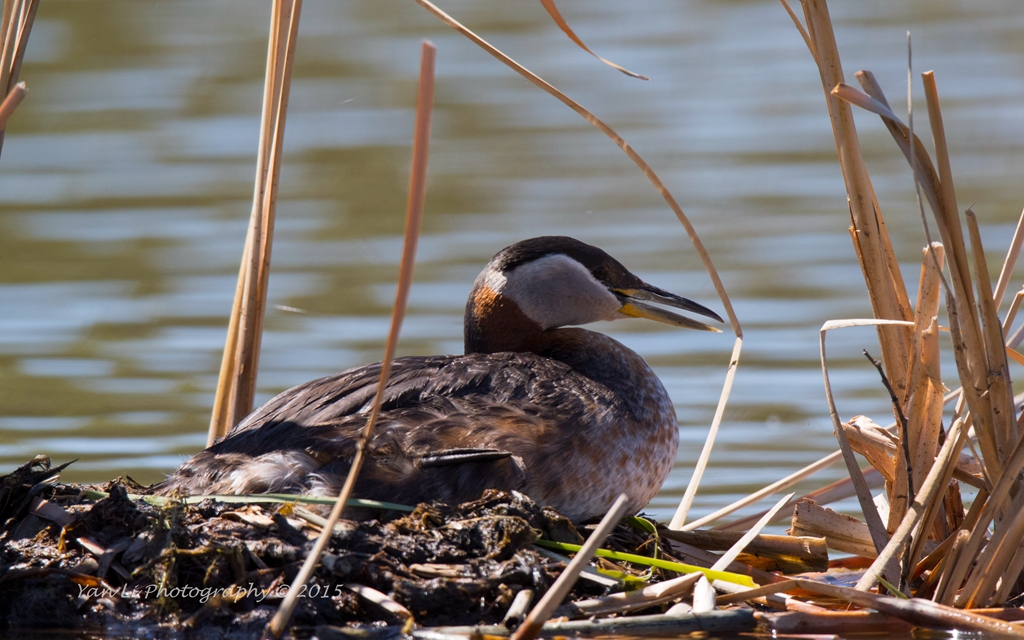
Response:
[[4, 0, 1024, 637]]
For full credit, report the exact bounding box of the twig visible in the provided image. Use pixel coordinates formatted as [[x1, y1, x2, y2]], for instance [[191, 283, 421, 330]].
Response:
[[863, 350, 914, 505], [855, 419, 968, 592], [262, 39, 435, 639]]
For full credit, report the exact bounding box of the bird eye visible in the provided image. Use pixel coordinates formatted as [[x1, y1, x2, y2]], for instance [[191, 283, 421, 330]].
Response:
[[592, 265, 609, 280]]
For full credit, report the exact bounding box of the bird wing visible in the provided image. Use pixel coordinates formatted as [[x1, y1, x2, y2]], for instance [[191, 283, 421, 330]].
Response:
[[160, 352, 620, 506]]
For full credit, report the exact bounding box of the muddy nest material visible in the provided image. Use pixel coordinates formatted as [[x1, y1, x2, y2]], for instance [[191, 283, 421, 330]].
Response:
[[0, 457, 674, 636]]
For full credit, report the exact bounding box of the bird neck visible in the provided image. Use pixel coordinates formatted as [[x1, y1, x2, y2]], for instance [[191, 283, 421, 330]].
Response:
[[464, 285, 666, 416], [464, 285, 545, 355]]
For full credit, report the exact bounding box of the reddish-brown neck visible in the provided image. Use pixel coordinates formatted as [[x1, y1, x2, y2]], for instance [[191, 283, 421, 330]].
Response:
[[464, 284, 544, 354]]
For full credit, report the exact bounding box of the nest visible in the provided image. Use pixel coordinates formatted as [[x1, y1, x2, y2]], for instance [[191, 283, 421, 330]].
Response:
[[0, 457, 699, 637]]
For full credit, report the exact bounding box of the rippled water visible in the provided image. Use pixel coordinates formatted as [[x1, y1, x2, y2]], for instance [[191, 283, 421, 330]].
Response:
[[1, 0, 1023, 525]]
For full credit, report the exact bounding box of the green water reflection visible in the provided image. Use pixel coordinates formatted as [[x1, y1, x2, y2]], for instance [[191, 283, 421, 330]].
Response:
[[1, 0, 1023, 524]]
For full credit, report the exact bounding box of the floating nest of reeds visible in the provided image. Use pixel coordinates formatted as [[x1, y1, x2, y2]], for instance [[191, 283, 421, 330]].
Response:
[[0, 457, 758, 638]]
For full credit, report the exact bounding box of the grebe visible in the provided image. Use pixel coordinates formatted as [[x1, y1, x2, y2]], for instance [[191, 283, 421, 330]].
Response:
[[157, 236, 722, 521]]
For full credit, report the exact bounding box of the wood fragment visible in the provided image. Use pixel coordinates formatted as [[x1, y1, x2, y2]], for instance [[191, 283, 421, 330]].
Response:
[[502, 589, 534, 629], [556, 573, 699, 618], [710, 493, 793, 571], [762, 610, 915, 635], [691, 575, 716, 613], [720, 579, 1024, 637], [344, 584, 412, 623], [790, 500, 876, 558], [659, 529, 827, 572]]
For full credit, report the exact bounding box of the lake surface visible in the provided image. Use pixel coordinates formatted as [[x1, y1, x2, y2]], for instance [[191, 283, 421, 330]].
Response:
[[1, 0, 1022, 526]]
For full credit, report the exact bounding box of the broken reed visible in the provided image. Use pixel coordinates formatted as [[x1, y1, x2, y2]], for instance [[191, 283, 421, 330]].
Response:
[[208, 0, 301, 446], [0, 0, 37, 156], [787, 0, 1024, 606], [263, 39, 435, 640]]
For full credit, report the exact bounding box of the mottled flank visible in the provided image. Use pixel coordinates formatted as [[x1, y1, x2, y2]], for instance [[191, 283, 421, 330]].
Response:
[[156, 237, 712, 521]]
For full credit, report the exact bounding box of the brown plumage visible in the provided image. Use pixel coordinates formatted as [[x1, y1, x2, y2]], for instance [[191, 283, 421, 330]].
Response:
[[156, 236, 721, 521]]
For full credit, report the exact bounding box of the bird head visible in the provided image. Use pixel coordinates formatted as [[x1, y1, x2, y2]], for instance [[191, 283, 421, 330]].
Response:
[[465, 236, 722, 353]]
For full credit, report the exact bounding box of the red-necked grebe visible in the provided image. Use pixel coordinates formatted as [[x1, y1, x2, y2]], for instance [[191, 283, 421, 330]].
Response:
[[157, 236, 722, 521]]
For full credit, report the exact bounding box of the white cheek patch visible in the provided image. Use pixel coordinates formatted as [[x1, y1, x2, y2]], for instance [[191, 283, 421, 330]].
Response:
[[501, 254, 622, 329], [480, 265, 508, 293]]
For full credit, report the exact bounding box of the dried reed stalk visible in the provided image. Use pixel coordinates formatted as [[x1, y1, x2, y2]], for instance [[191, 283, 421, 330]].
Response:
[[0, 79, 24, 130], [920, 72, 1005, 475], [660, 529, 826, 564], [820, 318, 914, 564], [966, 209, 1017, 459], [538, 0, 646, 80], [410, 0, 741, 531], [0, 0, 37, 159], [512, 494, 630, 640], [855, 419, 968, 592], [930, 529, 971, 604], [838, 72, 1018, 485], [710, 493, 793, 571], [720, 465, 884, 531], [679, 450, 841, 530], [799, 0, 912, 400], [0, 0, 37, 98], [209, 0, 301, 445], [557, 573, 700, 618], [1004, 289, 1024, 337], [888, 245, 946, 534], [994, 207, 1024, 308], [994, 541, 1024, 606], [263, 40, 435, 639], [728, 579, 1024, 637], [947, 430, 1024, 607]]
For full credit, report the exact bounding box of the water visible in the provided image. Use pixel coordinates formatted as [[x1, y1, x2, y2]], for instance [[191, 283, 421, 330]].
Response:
[[1, 0, 1023, 526]]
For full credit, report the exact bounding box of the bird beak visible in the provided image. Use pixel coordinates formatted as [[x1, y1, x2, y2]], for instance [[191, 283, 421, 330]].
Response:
[[614, 286, 723, 332]]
